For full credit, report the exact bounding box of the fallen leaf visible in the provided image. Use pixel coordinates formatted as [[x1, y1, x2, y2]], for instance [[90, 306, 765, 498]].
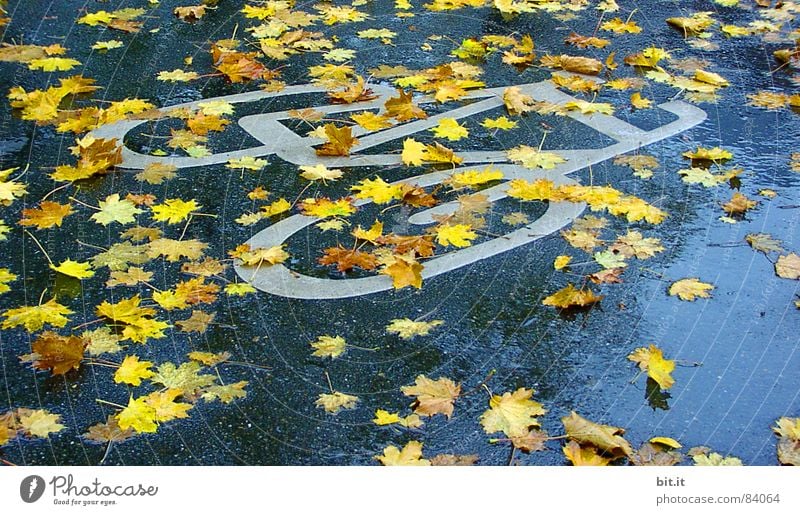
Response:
[[628, 344, 676, 390], [480, 387, 545, 438], [401, 375, 461, 418], [316, 391, 359, 414], [310, 335, 347, 358], [669, 278, 714, 301], [31, 331, 85, 375], [562, 411, 633, 457], [386, 318, 443, 339], [19, 409, 65, 438], [542, 284, 603, 309], [775, 254, 800, 280], [376, 441, 431, 466]]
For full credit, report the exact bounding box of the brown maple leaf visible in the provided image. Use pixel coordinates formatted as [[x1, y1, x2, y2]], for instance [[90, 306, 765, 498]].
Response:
[[174, 277, 219, 305], [401, 375, 461, 418], [315, 123, 359, 156], [318, 246, 378, 272], [327, 75, 377, 104], [20, 201, 73, 229], [384, 89, 428, 121], [31, 331, 86, 375], [83, 415, 135, 444], [377, 234, 436, 258]]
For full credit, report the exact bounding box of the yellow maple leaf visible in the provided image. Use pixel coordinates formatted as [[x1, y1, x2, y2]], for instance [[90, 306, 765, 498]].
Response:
[[316, 391, 359, 413], [669, 278, 714, 301], [96, 295, 154, 324], [480, 388, 545, 438], [481, 116, 517, 130], [121, 318, 170, 344], [563, 440, 611, 466], [350, 111, 392, 130], [628, 344, 676, 390], [542, 283, 603, 308], [226, 156, 268, 171], [0, 268, 17, 294], [431, 118, 469, 141], [28, 57, 81, 71], [402, 138, 427, 166], [310, 335, 347, 358], [564, 99, 614, 115], [19, 409, 65, 438], [50, 259, 95, 279], [378, 250, 423, 289], [200, 381, 248, 404], [157, 69, 199, 82], [386, 318, 443, 339], [352, 220, 383, 243], [117, 396, 158, 433], [401, 375, 461, 418], [562, 411, 633, 457], [151, 198, 201, 224], [445, 166, 503, 189], [601, 17, 642, 33], [351, 177, 404, 204], [224, 283, 256, 296], [299, 164, 343, 183], [144, 389, 192, 422], [91, 193, 143, 226], [554, 255, 572, 270], [261, 198, 291, 217], [236, 245, 290, 266], [20, 201, 73, 230], [114, 355, 155, 386], [683, 146, 733, 162], [375, 441, 431, 466], [152, 290, 189, 311], [434, 223, 477, 247], [507, 145, 567, 169], [300, 197, 356, 218], [630, 92, 652, 109], [373, 409, 402, 425], [2, 298, 73, 332]]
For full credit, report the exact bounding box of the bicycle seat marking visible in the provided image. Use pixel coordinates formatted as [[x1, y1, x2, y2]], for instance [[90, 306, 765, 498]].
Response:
[[93, 76, 706, 299]]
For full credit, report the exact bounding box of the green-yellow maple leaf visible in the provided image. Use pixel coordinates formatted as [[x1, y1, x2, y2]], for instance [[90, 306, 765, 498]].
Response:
[[90, 194, 143, 226]]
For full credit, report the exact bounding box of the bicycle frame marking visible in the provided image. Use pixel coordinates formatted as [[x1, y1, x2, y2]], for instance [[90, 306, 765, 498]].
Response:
[[95, 76, 706, 299]]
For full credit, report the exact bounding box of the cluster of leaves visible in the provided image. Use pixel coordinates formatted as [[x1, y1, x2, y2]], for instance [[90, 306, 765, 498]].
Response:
[[373, 377, 749, 466], [0, 0, 798, 466]]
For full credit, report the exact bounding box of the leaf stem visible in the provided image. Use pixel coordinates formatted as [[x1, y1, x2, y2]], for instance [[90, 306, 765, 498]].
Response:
[[24, 230, 53, 266], [95, 398, 126, 410]]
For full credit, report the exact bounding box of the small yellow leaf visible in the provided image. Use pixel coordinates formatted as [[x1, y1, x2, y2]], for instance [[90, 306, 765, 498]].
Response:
[[376, 440, 430, 466], [310, 335, 347, 358], [151, 198, 201, 224], [50, 259, 95, 279], [431, 118, 469, 141], [434, 223, 477, 248], [116, 396, 158, 433], [315, 391, 358, 413], [480, 388, 545, 438], [554, 255, 572, 270], [114, 355, 155, 386], [669, 278, 714, 301], [386, 318, 443, 340], [628, 344, 676, 390]]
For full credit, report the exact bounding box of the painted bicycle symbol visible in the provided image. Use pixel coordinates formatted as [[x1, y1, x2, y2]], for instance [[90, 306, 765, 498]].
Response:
[[94, 76, 706, 299]]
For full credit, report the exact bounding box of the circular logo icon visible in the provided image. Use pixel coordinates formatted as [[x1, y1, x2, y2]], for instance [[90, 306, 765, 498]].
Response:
[[20, 475, 45, 503]]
